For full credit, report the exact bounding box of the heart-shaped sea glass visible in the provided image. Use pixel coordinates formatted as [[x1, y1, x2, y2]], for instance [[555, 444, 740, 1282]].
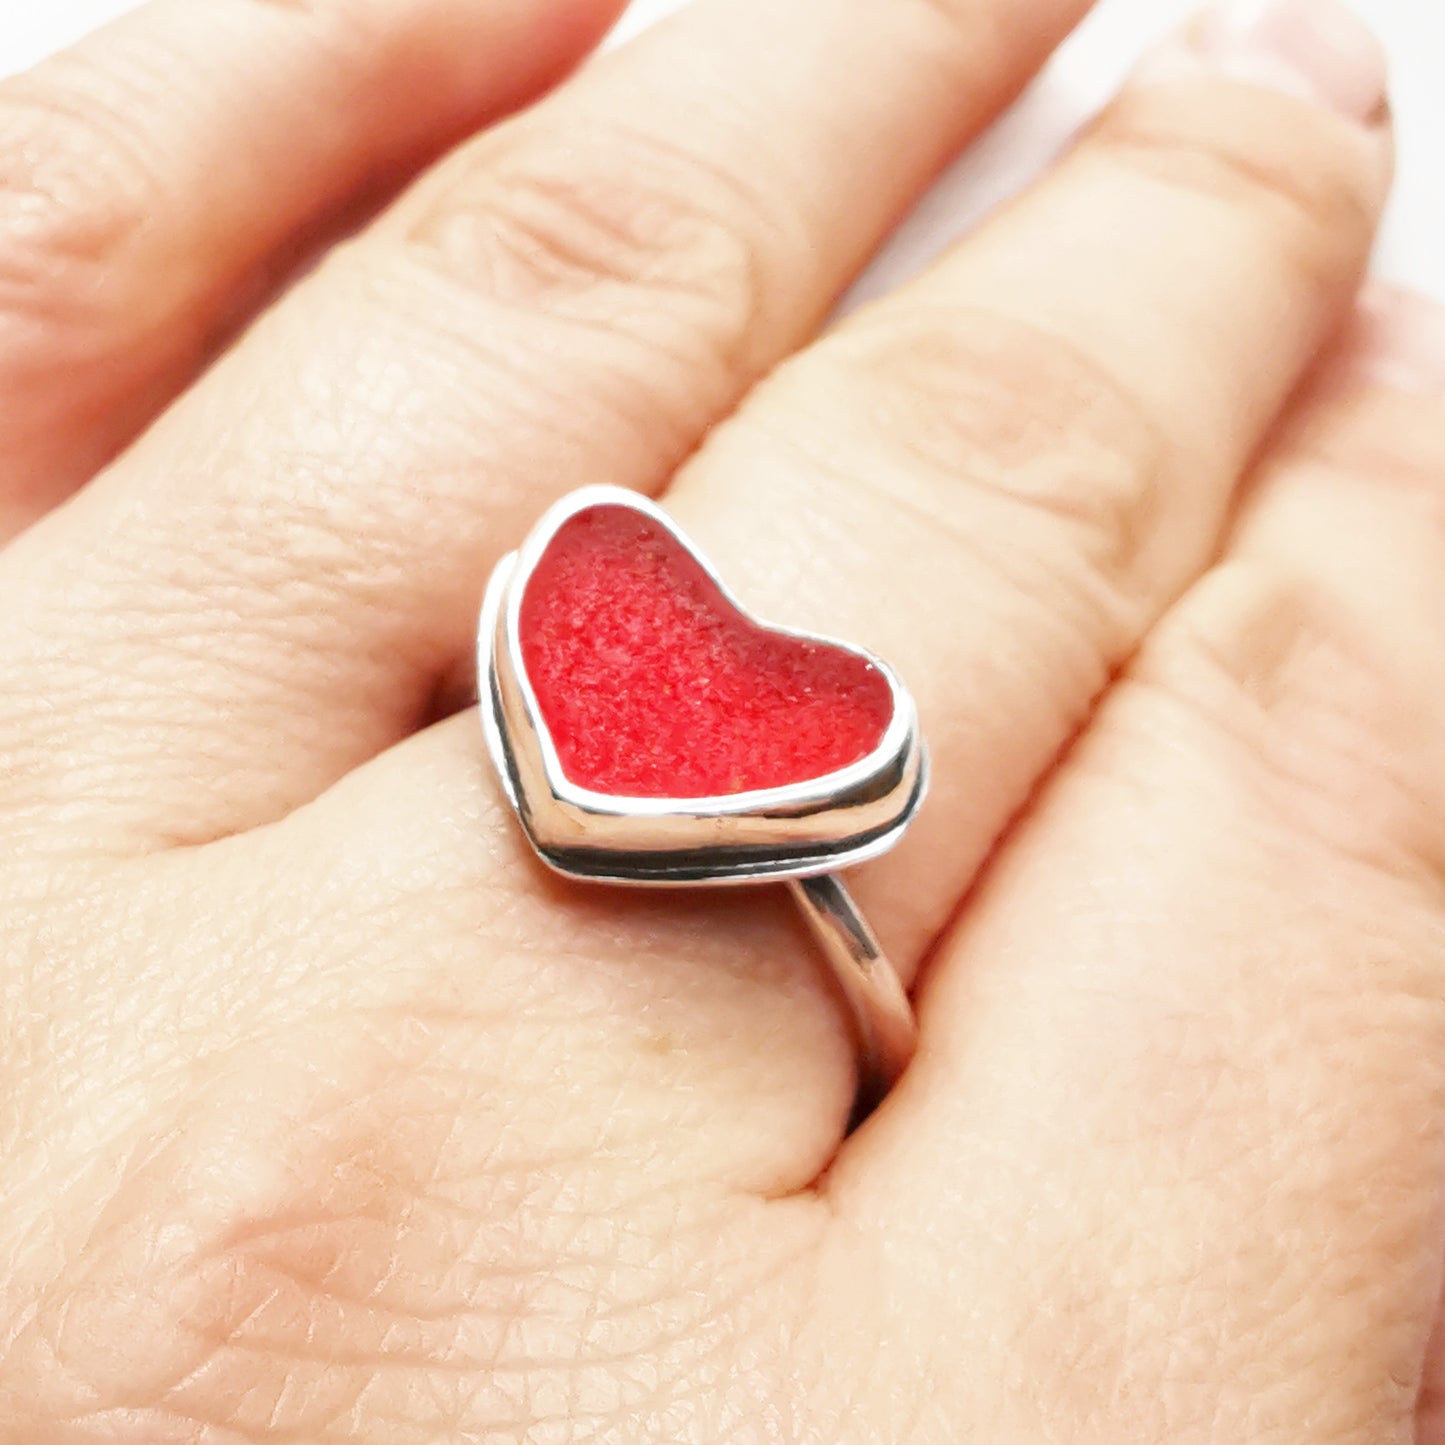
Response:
[[479, 488, 925, 884]]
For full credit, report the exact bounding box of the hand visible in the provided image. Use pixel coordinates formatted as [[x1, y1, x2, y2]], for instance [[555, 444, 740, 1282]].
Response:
[[2, 0, 1442, 1440]]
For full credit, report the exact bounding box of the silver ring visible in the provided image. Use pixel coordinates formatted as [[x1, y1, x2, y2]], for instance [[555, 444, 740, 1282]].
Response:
[[477, 486, 927, 1101]]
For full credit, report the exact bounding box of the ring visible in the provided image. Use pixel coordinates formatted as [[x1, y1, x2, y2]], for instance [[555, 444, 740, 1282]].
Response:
[[477, 486, 928, 1102]]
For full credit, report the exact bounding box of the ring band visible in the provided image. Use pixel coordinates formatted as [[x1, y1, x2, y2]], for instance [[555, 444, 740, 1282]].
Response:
[[789, 875, 918, 1101], [477, 486, 927, 1101]]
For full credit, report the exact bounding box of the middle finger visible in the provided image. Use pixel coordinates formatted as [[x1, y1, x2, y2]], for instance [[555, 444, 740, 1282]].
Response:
[[662, 0, 1394, 961]]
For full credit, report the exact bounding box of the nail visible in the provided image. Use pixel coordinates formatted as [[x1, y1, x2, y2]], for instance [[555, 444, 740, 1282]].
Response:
[[1138, 0, 1389, 124]]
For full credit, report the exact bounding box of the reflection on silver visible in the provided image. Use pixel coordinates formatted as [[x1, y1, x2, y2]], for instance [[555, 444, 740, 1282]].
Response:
[[479, 486, 926, 1099], [789, 875, 918, 1101]]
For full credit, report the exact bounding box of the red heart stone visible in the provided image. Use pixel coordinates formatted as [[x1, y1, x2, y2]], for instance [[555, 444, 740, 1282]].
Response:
[[517, 504, 895, 799]]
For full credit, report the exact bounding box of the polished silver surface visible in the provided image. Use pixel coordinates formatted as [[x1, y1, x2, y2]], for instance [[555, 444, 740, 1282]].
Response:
[[789, 875, 917, 1098], [478, 485, 927, 1096]]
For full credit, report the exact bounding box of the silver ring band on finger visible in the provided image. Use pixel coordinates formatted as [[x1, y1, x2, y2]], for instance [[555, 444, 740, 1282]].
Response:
[[477, 486, 927, 1104]]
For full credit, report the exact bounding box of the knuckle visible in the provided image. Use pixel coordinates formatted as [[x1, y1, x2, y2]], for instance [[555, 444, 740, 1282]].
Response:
[[1093, 86, 1382, 261], [1289, 376, 1445, 520], [819, 305, 1168, 613], [401, 119, 776, 360], [0, 71, 158, 306], [1136, 561, 1445, 883]]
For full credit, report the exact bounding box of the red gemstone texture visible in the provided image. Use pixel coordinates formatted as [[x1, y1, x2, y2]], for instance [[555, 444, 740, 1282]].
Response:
[[517, 505, 895, 799]]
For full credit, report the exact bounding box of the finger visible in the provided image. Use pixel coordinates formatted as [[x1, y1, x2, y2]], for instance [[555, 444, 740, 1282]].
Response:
[[664, 0, 1392, 966], [263, 0, 1396, 1189], [0, 0, 1095, 849], [837, 292, 1445, 1439], [0, 0, 624, 537]]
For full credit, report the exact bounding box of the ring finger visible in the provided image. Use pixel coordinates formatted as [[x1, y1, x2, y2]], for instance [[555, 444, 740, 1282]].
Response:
[[0, 0, 1092, 851]]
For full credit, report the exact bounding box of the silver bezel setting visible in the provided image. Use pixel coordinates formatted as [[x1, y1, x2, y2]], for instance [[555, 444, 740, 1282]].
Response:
[[479, 486, 927, 886]]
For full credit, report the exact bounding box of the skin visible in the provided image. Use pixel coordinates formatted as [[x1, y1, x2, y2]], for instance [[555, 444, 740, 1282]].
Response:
[[0, 0, 1443, 1440]]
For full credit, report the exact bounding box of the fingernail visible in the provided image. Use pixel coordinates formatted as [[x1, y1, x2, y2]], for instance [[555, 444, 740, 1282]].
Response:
[[1140, 0, 1389, 124], [1345, 285, 1445, 397]]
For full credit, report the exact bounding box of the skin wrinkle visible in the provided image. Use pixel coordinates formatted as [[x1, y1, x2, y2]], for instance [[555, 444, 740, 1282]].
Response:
[[349, 253, 733, 474], [823, 301, 1171, 594], [0, 78, 164, 273], [179, 1200, 818, 1443], [1093, 85, 1387, 258], [1113, 668, 1445, 897], [703, 407, 1131, 705], [1122, 569, 1445, 892], [407, 118, 777, 354], [1278, 382, 1445, 503]]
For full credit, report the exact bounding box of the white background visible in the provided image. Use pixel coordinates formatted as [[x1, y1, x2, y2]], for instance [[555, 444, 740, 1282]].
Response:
[[2, 0, 1441, 299]]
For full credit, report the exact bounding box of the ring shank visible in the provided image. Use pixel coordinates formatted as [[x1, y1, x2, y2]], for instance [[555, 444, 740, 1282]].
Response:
[[787, 874, 917, 1105]]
